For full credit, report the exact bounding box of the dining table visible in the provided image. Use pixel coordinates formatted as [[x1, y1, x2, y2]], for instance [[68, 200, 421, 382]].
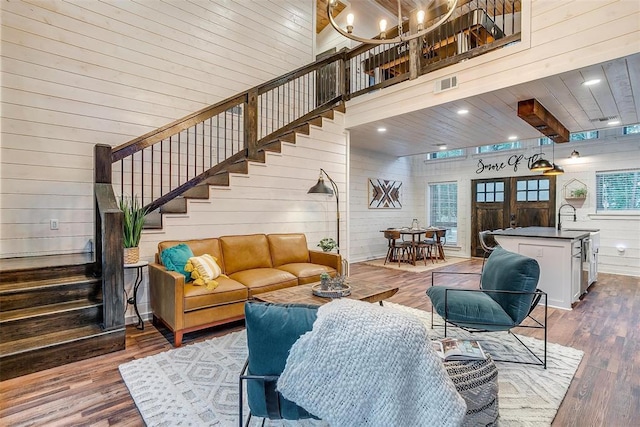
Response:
[[381, 227, 447, 266]]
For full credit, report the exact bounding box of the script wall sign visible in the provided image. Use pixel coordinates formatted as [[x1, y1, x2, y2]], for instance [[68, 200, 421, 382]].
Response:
[[368, 178, 402, 209], [476, 152, 547, 175]]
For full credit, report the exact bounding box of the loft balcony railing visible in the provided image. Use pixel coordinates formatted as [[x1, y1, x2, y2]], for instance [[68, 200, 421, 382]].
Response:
[[348, 0, 521, 95]]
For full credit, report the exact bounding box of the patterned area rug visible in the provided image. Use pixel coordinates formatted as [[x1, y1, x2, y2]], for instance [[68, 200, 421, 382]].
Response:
[[362, 256, 469, 273], [119, 303, 583, 427]]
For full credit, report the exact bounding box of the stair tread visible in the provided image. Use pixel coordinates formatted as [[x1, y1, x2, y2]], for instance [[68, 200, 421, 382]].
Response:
[[0, 274, 99, 293], [0, 299, 102, 323], [0, 324, 108, 356]]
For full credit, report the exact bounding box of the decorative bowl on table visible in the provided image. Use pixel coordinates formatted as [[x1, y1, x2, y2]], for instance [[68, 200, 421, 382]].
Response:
[[312, 275, 351, 298]]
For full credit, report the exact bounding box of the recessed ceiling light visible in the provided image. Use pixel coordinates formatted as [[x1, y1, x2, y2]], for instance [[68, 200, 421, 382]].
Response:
[[377, 127, 386, 132], [508, 135, 518, 140], [582, 79, 601, 86], [457, 109, 469, 115], [607, 120, 620, 126], [439, 145, 447, 150]]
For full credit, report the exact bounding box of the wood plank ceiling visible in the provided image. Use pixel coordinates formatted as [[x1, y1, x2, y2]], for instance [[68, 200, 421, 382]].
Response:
[[347, 53, 640, 157], [316, 0, 346, 33]]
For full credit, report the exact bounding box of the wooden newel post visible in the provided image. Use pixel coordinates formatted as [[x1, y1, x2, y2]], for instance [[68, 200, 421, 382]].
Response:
[[94, 144, 125, 331]]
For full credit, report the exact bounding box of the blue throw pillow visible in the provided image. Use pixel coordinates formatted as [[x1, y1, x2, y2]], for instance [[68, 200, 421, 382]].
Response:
[[160, 243, 194, 280]]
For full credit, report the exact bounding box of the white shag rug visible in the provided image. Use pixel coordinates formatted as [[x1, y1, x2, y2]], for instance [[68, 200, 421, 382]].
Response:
[[119, 303, 583, 427]]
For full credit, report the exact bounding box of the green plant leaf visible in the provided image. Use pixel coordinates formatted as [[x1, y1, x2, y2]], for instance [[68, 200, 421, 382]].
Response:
[[119, 195, 148, 248]]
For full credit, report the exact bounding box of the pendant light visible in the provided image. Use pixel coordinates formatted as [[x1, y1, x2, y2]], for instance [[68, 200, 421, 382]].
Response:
[[530, 157, 553, 172], [542, 163, 565, 175], [542, 141, 564, 176], [530, 140, 553, 172]]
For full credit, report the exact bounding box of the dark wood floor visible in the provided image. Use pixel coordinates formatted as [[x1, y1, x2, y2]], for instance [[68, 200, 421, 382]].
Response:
[[1, 259, 638, 426]]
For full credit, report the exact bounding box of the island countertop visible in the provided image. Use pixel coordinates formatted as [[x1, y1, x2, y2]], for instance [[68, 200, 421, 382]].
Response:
[[490, 226, 589, 240]]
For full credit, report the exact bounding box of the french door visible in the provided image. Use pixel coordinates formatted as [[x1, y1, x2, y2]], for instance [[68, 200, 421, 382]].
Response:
[[471, 175, 556, 257]]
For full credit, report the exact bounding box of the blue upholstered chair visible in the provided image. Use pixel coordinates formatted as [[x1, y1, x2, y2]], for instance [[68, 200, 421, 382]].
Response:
[[239, 301, 319, 426], [426, 246, 547, 368]]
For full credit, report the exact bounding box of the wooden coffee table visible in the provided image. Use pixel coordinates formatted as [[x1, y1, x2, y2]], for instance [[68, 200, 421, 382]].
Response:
[[253, 279, 399, 306]]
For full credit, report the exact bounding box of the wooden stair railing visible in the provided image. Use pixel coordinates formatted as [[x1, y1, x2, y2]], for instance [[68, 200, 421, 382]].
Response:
[[109, 49, 349, 219]]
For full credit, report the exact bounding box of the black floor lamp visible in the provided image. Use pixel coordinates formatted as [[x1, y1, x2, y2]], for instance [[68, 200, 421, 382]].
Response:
[[308, 168, 340, 254]]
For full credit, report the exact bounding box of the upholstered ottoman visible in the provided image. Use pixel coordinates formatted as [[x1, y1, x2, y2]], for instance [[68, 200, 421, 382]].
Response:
[[444, 355, 499, 427]]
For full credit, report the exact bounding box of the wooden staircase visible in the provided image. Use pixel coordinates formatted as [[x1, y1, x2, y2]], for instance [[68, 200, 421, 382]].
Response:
[[144, 105, 345, 228], [0, 103, 344, 380], [0, 255, 126, 381]]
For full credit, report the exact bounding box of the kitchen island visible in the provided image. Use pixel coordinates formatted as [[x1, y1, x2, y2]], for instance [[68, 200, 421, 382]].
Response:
[[490, 227, 590, 309]]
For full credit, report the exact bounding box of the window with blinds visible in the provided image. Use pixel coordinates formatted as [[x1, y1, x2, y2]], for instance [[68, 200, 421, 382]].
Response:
[[428, 182, 458, 245], [596, 170, 640, 212]]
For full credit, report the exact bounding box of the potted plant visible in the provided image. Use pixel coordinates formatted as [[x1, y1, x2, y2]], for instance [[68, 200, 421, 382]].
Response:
[[317, 237, 338, 252], [570, 188, 587, 199], [119, 195, 148, 264]]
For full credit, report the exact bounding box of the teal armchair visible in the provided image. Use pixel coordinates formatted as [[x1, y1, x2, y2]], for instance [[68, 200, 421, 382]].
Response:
[[239, 301, 319, 426], [426, 246, 547, 368]]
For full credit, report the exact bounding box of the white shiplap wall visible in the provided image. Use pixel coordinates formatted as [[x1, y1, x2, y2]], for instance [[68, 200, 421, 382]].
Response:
[[348, 146, 420, 263], [348, 133, 640, 277], [127, 115, 347, 324], [0, 0, 314, 257], [415, 133, 639, 277]]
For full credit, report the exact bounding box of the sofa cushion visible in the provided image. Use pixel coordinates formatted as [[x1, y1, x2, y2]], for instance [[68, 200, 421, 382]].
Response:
[[268, 233, 310, 266], [229, 268, 297, 294], [183, 276, 248, 311], [158, 238, 223, 268], [277, 263, 336, 285], [220, 234, 272, 274], [160, 243, 194, 279]]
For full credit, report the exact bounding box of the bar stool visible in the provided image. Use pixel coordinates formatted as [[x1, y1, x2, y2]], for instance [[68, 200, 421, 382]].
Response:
[[478, 230, 498, 270]]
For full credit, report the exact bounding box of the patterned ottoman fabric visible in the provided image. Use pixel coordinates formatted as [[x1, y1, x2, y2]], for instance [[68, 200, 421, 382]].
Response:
[[444, 355, 499, 427]]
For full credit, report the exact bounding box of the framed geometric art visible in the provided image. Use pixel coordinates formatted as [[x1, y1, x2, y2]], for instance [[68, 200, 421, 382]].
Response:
[[368, 178, 402, 209]]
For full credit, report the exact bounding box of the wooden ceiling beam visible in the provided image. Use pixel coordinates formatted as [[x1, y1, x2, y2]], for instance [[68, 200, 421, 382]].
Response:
[[517, 98, 570, 143]]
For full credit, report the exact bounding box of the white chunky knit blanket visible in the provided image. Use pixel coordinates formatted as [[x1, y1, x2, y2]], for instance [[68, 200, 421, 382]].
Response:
[[277, 299, 466, 427]]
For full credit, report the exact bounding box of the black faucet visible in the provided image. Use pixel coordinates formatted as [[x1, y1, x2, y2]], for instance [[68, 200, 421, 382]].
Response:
[[557, 203, 577, 230]]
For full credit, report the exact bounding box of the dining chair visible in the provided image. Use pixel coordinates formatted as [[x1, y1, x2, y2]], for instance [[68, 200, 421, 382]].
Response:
[[383, 230, 409, 266], [416, 230, 436, 264], [434, 229, 447, 261]]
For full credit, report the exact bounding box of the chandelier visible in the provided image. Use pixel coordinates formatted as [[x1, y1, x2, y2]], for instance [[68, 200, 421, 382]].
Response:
[[327, 0, 459, 45]]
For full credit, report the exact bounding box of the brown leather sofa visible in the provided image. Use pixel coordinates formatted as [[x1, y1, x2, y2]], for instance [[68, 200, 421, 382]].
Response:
[[148, 233, 342, 346]]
